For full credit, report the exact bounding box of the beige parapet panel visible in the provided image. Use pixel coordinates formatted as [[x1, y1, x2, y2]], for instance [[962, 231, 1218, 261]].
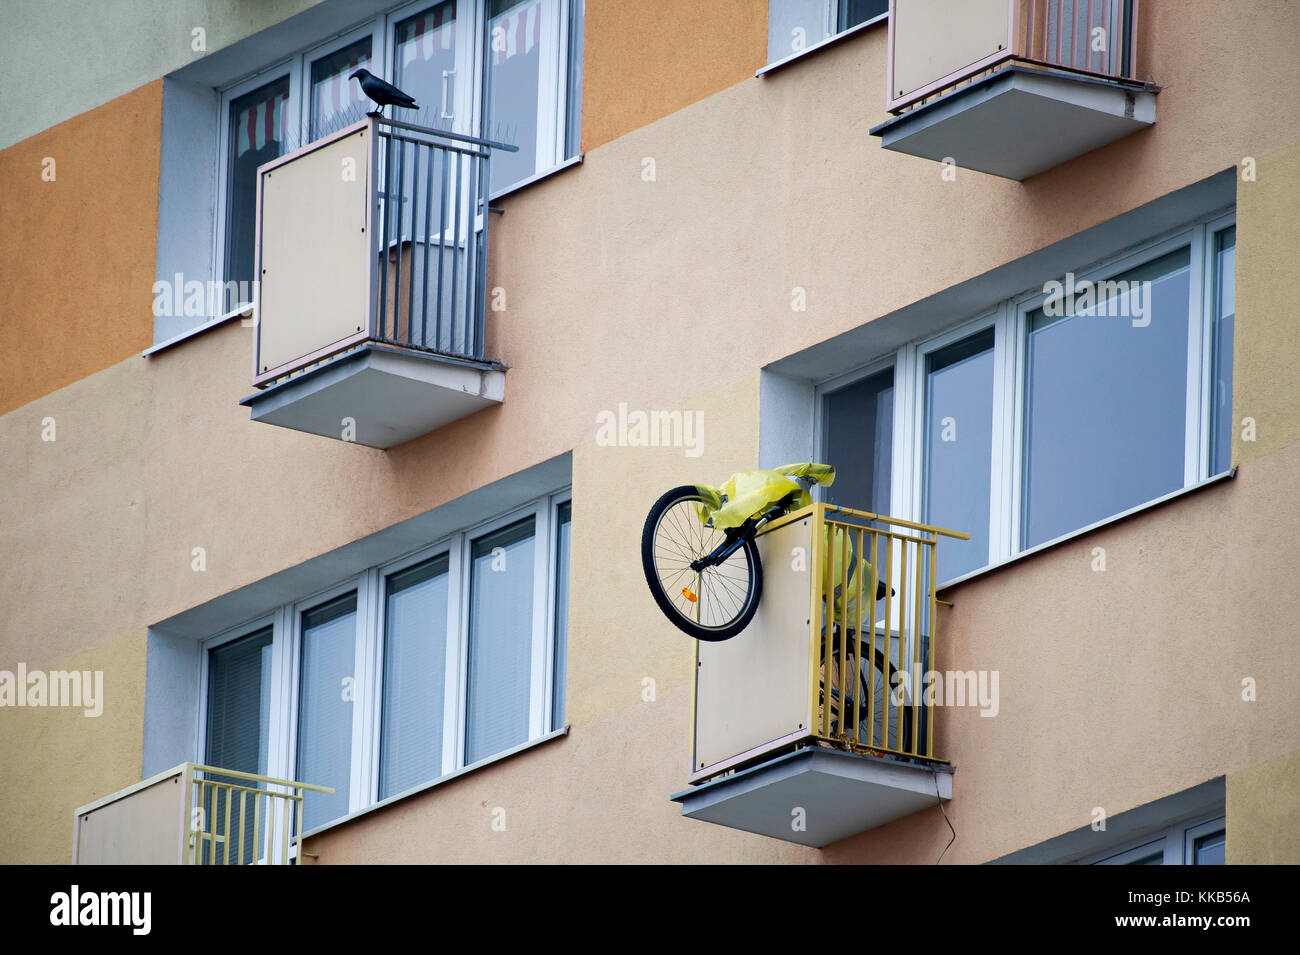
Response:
[[1227, 748, 1300, 864], [257, 126, 372, 377], [891, 0, 1008, 100]]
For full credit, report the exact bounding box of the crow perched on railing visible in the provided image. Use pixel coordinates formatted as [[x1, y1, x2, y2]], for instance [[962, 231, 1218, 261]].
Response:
[[349, 69, 420, 117]]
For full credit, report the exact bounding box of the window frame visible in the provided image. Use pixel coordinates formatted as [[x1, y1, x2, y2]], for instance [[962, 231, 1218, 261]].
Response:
[[1085, 811, 1227, 865], [195, 488, 571, 834], [816, 210, 1236, 588]]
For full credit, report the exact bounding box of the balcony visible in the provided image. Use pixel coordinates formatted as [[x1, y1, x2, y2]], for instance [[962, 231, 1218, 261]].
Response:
[[240, 117, 513, 448], [671, 503, 967, 847], [73, 763, 331, 865], [870, 0, 1156, 180]]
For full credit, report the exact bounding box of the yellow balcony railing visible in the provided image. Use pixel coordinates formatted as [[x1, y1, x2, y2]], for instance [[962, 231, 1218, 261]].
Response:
[[73, 763, 333, 865], [813, 504, 969, 762]]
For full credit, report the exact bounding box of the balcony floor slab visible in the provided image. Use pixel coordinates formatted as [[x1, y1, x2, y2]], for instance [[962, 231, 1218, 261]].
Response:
[[240, 344, 505, 449], [671, 746, 952, 848], [871, 65, 1157, 181]]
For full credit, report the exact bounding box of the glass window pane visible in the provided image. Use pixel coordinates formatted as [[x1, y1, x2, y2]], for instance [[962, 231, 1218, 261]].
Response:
[[1210, 227, 1236, 475], [768, 0, 832, 63], [552, 502, 572, 730], [205, 628, 273, 776], [225, 76, 290, 290], [837, 0, 888, 32], [565, 0, 585, 158], [204, 628, 273, 864], [296, 593, 358, 830], [465, 517, 536, 764], [1193, 829, 1226, 865], [823, 368, 893, 514], [393, 3, 458, 128], [925, 328, 995, 581], [379, 555, 450, 799], [1022, 247, 1192, 548], [488, 0, 545, 191], [311, 37, 373, 140]]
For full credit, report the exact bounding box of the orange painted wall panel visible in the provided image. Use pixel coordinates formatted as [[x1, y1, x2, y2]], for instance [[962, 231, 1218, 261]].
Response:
[[0, 81, 162, 415], [581, 0, 768, 152]]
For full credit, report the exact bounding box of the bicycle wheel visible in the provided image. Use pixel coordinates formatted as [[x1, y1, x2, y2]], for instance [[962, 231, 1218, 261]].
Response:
[[641, 486, 762, 641]]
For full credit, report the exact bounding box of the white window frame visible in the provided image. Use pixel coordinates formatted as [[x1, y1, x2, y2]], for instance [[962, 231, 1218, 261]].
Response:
[[195, 488, 571, 834], [1086, 811, 1226, 865], [816, 210, 1236, 587]]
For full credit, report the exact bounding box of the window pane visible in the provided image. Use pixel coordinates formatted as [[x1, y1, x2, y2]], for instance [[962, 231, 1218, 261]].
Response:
[[379, 555, 450, 799], [205, 628, 273, 775], [1193, 829, 1226, 865], [204, 627, 273, 864], [925, 328, 995, 581], [465, 517, 536, 764], [565, 0, 585, 158], [768, 0, 831, 62], [489, 0, 545, 191], [552, 502, 572, 730], [311, 37, 373, 140], [225, 76, 290, 290], [1210, 227, 1236, 475], [1022, 248, 1191, 548], [824, 369, 893, 514], [393, 3, 458, 128], [296, 593, 357, 830], [837, 0, 888, 32]]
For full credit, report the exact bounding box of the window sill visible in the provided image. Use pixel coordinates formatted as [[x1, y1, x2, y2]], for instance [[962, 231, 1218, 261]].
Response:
[[756, 12, 888, 78], [489, 153, 584, 203], [298, 725, 570, 841], [143, 303, 253, 358], [937, 468, 1238, 593]]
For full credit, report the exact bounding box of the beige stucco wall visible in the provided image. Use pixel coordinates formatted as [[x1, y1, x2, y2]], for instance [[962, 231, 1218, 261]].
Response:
[[1227, 748, 1300, 864], [2, 0, 1300, 862]]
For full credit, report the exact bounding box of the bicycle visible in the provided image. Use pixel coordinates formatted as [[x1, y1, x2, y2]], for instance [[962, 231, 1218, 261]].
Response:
[[640, 462, 890, 641]]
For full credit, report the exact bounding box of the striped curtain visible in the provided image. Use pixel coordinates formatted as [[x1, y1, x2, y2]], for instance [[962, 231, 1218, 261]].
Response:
[[491, 0, 542, 64], [236, 89, 288, 157]]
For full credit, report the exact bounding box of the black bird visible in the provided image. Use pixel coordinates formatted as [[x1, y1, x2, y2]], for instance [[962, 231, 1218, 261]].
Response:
[[349, 68, 419, 116]]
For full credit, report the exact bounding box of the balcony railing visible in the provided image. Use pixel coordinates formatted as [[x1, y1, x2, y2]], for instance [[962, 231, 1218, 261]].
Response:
[[887, 0, 1140, 114], [243, 116, 514, 447], [73, 763, 333, 865]]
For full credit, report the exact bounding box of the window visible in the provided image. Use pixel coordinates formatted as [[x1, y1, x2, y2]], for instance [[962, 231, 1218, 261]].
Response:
[[197, 490, 571, 833], [1088, 814, 1226, 865], [819, 214, 1236, 586], [766, 0, 888, 65], [214, 1, 584, 300]]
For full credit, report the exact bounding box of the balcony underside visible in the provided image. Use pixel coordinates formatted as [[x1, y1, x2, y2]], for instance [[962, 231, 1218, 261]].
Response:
[[240, 343, 505, 449], [871, 65, 1157, 181], [671, 747, 952, 848]]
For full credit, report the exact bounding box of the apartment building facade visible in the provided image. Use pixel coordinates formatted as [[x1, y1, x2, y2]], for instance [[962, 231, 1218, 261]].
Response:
[[2, 0, 1298, 865]]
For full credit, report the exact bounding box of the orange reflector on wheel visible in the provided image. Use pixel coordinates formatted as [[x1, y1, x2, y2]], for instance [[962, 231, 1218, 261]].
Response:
[[682, 587, 697, 603]]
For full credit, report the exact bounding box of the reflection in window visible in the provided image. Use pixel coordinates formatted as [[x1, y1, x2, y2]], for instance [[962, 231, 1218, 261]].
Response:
[[552, 502, 572, 730], [225, 76, 290, 290], [925, 329, 995, 582], [1022, 248, 1191, 549], [1193, 829, 1226, 865], [311, 37, 373, 140], [379, 555, 450, 800], [296, 593, 358, 831], [465, 518, 536, 764], [1210, 227, 1236, 475], [488, 0, 544, 191], [393, 3, 458, 129], [823, 368, 893, 514]]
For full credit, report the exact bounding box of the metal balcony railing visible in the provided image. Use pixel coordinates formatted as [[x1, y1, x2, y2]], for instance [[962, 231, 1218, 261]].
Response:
[[887, 0, 1140, 114], [73, 762, 333, 865], [813, 504, 969, 762], [252, 116, 515, 387]]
